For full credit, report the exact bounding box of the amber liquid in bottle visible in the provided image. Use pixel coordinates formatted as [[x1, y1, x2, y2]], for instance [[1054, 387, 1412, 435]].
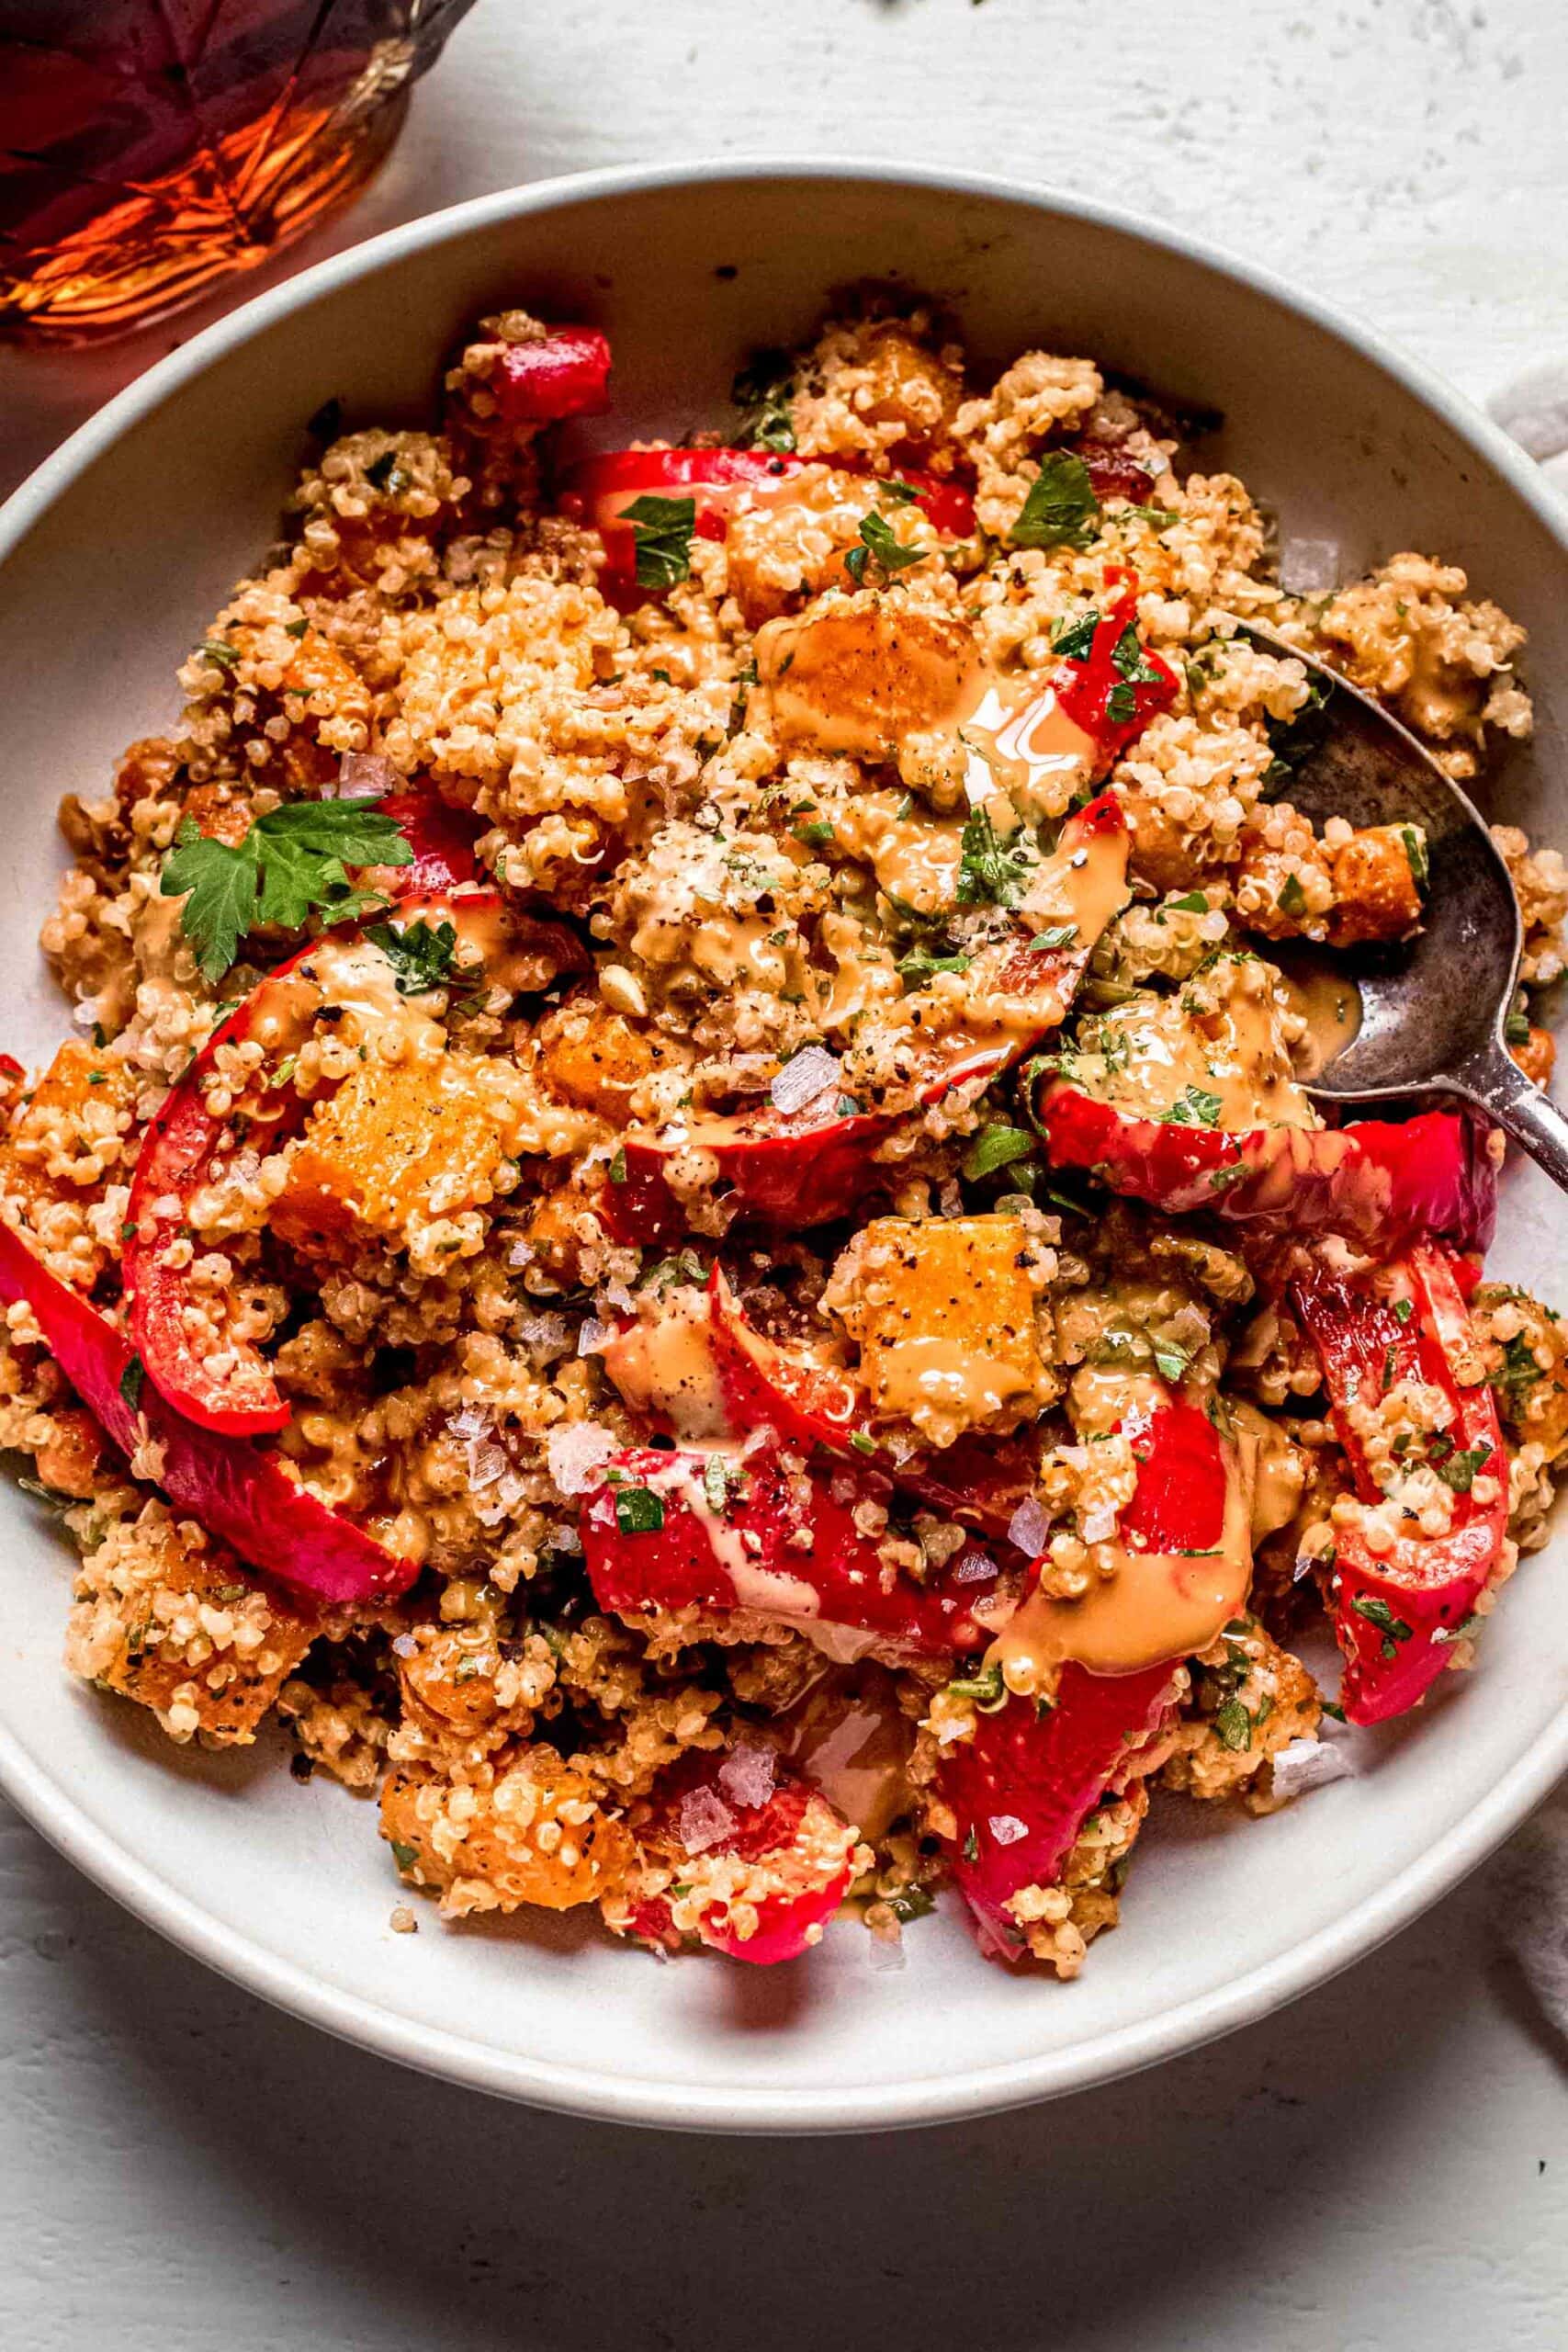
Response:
[[0, 0, 477, 345]]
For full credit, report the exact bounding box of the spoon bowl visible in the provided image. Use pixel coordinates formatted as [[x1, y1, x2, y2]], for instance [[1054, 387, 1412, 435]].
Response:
[[1240, 623, 1568, 1192]]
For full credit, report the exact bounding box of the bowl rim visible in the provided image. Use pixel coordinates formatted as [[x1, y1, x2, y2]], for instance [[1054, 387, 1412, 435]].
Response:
[[2, 154, 1565, 2135]]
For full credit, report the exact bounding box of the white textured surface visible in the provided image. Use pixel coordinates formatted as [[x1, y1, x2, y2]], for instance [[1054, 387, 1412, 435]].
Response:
[[3, 2, 1567, 2342]]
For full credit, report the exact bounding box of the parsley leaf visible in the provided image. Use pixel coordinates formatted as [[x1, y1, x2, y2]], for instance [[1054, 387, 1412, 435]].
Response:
[[1110, 621, 1163, 685], [1400, 824, 1429, 890], [1350, 1590, 1414, 1660], [119, 1356, 145, 1412], [1153, 1337, 1193, 1384], [1277, 871, 1308, 917], [963, 1123, 1036, 1181], [1262, 675, 1331, 785], [161, 798, 412, 982], [367, 916, 458, 997], [897, 944, 972, 990], [621, 494, 696, 592], [1163, 1084, 1224, 1128], [614, 1486, 665, 1535], [1105, 679, 1138, 727], [943, 1663, 1009, 1713], [956, 807, 1032, 907], [1214, 1696, 1253, 1751], [1434, 1442, 1493, 1495], [1010, 452, 1100, 550], [1050, 608, 1100, 662], [731, 351, 796, 453], [847, 507, 924, 584]]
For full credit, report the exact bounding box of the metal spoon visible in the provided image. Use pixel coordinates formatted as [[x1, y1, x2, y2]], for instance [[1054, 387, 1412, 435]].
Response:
[[1237, 621, 1568, 1192]]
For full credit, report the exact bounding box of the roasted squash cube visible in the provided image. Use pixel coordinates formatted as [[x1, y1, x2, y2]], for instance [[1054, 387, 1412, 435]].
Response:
[[538, 1004, 673, 1125], [381, 1749, 633, 1917], [64, 1500, 313, 1747], [275, 1053, 523, 1252], [839, 1213, 1055, 1440], [0, 1040, 140, 1279]]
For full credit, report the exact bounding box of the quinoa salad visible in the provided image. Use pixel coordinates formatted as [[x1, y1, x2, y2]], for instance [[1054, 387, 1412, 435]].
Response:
[[3, 298, 1566, 1978]]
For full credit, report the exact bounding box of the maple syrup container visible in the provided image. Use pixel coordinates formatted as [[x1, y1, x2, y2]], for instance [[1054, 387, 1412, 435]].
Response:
[[0, 0, 480, 345]]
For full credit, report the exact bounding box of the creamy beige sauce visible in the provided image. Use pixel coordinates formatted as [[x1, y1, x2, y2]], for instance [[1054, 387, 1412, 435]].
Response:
[[1228, 1397, 1305, 1543], [987, 1425, 1258, 1679], [601, 1291, 732, 1442], [777, 1670, 911, 1840], [866, 1333, 1034, 1428], [831, 790, 966, 915], [1270, 948, 1363, 1082], [1078, 958, 1316, 1131], [959, 675, 1099, 810], [1018, 806, 1130, 947]]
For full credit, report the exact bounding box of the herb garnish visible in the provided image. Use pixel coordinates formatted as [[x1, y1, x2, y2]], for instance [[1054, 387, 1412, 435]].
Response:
[[162, 797, 411, 981], [963, 1124, 1036, 1181], [956, 807, 1033, 907], [1010, 452, 1100, 550], [730, 351, 796, 453], [1163, 1084, 1224, 1128], [844, 507, 924, 586], [622, 494, 697, 591], [614, 1486, 666, 1535], [367, 916, 458, 997]]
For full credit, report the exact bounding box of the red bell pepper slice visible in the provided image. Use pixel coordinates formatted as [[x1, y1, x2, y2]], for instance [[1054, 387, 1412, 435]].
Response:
[[560, 446, 976, 601], [938, 1660, 1179, 1962], [380, 789, 484, 894], [1071, 439, 1158, 506], [1036, 1085, 1498, 1260], [704, 1265, 1044, 1541], [0, 1216, 415, 1604], [580, 1438, 1014, 1658], [936, 1388, 1224, 1961], [1051, 589, 1179, 764], [608, 1750, 857, 1965], [125, 889, 584, 1436], [491, 327, 612, 425], [603, 792, 1127, 1248], [1291, 1240, 1507, 1724]]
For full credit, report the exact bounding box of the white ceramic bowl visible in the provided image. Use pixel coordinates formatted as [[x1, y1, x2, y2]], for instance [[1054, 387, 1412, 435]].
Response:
[[2, 164, 1566, 2134]]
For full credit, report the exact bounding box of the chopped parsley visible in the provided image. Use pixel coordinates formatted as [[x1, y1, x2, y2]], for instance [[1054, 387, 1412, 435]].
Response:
[[118, 1356, 145, 1412], [844, 507, 924, 586], [1110, 622, 1164, 685], [963, 1123, 1036, 1181], [794, 819, 836, 850], [1010, 451, 1100, 550], [367, 915, 458, 996], [621, 493, 697, 592], [614, 1485, 666, 1535], [1276, 872, 1308, 917], [1393, 1297, 1415, 1325], [943, 1662, 1009, 1713], [608, 1146, 628, 1185], [956, 806, 1032, 907], [849, 1431, 879, 1456], [730, 351, 796, 453], [1050, 608, 1100, 662], [1163, 1084, 1224, 1129], [1434, 1442, 1493, 1495], [197, 638, 240, 672], [1213, 1696, 1253, 1752], [1032, 923, 1079, 951], [1105, 680, 1137, 727], [1262, 674, 1331, 785], [389, 1839, 420, 1871], [1165, 889, 1210, 915], [886, 1885, 937, 1925], [1350, 1590, 1414, 1660], [1153, 1337, 1193, 1384], [162, 797, 411, 981], [1400, 825, 1429, 890], [1495, 1329, 1543, 1416], [897, 944, 972, 990]]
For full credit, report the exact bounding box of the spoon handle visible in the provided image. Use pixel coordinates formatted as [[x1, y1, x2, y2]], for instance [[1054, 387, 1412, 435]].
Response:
[[1453, 1038, 1568, 1196]]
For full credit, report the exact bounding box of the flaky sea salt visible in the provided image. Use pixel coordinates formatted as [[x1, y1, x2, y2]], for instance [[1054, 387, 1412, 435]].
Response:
[[1278, 538, 1341, 594], [577, 1317, 612, 1357], [1080, 1503, 1119, 1544], [988, 1815, 1029, 1847], [770, 1045, 840, 1117], [546, 1423, 616, 1497], [335, 751, 398, 798], [1007, 1498, 1051, 1557], [678, 1787, 736, 1854], [717, 1743, 777, 1812], [1269, 1737, 1356, 1801]]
